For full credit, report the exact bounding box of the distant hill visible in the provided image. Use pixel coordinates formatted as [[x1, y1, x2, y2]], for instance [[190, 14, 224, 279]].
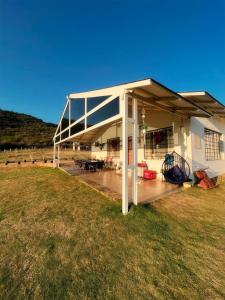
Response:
[[0, 109, 57, 149]]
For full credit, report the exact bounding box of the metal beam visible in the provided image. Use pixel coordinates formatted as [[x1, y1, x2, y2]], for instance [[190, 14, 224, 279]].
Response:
[[53, 142, 56, 168], [211, 112, 225, 115], [128, 92, 188, 118], [137, 88, 212, 117], [209, 109, 225, 113], [57, 144, 60, 168], [132, 97, 138, 205], [197, 100, 214, 104], [69, 99, 71, 136], [122, 93, 129, 215], [173, 107, 198, 111], [136, 87, 180, 102], [151, 97, 181, 102]]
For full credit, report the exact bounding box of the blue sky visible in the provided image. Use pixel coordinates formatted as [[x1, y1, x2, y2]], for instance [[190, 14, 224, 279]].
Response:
[[0, 0, 225, 124]]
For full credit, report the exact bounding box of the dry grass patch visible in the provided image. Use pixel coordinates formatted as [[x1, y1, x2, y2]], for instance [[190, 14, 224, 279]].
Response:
[[0, 167, 224, 299], [0, 148, 90, 164]]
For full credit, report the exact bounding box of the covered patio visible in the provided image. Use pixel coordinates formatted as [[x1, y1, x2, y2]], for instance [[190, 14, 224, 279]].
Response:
[[54, 78, 210, 214], [60, 161, 180, 203]]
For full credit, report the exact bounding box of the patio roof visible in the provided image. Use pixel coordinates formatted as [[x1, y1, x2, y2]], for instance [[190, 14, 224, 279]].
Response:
[[62, 78, 222, 144], [69, 78, 212, 119], [55, 78, 225, 146]]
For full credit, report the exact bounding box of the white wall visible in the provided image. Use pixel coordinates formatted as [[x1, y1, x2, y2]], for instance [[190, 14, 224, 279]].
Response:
[[143, 111, 191, 175], [190, 116, 225, 178], [90, 113, 225, 179], [91, 123, 122, 161]]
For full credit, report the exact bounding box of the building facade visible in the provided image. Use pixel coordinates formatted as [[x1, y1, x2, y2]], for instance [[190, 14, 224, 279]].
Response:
[[54, 79, 225, 213]]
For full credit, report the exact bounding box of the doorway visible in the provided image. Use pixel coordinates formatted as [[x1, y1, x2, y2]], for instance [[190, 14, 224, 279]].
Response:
[[128, 136, 132, 165]]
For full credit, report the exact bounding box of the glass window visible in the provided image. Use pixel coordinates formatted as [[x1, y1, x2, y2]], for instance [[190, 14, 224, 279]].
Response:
[[61, 104, 69, 131], [145, 127, 174, 159], [87, 97, 119, 128], [204, 128, 222, 161], [71, 120, 85, 136], [71, 98, 85, 123], [87, 95, 110, 112]]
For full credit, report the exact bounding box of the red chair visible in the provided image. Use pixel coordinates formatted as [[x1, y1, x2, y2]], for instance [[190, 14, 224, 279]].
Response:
[[104, 156, 113, 168]]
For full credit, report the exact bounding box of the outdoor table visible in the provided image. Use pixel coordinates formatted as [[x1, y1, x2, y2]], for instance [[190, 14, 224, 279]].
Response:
[[75, 159, 104, 171], [84, 160, 99, 171]]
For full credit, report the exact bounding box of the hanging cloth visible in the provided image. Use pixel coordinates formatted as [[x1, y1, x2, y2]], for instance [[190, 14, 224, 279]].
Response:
[[154, 131, 164, 144]]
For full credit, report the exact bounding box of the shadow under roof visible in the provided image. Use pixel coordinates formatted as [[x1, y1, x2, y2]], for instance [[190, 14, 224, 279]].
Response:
[[179, 91, 225, 117]]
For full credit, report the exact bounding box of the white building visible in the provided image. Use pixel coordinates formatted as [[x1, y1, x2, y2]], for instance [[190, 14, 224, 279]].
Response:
[[54, 78, 225, 214]]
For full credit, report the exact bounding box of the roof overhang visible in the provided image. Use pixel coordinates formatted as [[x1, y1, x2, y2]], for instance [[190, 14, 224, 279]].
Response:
[[56, 78, 225, 145], [68, 78, 152, 99], [127, 79, 211, 118], [68, 78, 212, 118], [179, 91, 225, 118]]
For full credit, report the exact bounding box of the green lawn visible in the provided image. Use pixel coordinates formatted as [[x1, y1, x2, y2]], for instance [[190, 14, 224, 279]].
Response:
[[0, 167, 224, 299]]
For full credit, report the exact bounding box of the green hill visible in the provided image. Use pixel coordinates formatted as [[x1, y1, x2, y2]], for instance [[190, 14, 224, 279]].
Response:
[[0, 109, 57, 149]]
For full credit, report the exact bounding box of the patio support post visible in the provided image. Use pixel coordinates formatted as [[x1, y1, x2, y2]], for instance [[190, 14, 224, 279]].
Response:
[[84, 98, 87, 129], [57, 144, 60, 168], [132, 97, 138, 205], [53, 141, 57, 168], [122, 93, 129, 215], [68, 97, 71, 137]]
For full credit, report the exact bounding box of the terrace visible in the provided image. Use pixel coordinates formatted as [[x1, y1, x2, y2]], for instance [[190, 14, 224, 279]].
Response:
[[60, 160, 180, 203]]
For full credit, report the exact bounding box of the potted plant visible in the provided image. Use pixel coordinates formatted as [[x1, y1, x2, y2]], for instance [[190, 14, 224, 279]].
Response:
[[139, 123, 148, 133], [95, 141, 105, 150]]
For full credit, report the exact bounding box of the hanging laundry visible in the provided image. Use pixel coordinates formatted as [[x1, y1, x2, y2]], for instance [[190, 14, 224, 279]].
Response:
[[154, 131, 164, 144]]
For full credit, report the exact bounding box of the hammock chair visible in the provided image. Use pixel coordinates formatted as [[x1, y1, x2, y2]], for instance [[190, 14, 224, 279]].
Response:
[[161, 151, 191, 185]]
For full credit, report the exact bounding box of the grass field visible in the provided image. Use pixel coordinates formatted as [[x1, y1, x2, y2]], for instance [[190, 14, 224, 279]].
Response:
[[0, 167, 224, 299], [0, 148, 90, 164]]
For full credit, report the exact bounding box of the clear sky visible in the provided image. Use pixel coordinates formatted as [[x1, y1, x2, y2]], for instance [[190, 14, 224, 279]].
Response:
[[0, 0, 225, 124]]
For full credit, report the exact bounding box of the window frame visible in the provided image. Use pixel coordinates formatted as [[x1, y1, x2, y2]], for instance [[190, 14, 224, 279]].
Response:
[[204, 128, 222, 161], [145, 126, 174, 159], [87, 97, 120, 129], [70, 98, 85, 125], [55, 94, 121, 144], [87, 95, 111, 112]]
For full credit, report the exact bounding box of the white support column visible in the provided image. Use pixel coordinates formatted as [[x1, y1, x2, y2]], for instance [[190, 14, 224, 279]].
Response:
[[122, 93, 129, 215], [68, 98, 71, 136], [85, 98, 87, 129], [132, 97, 138, 205], [57, 144, 60, 168], [53, 141, 57, 168]]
